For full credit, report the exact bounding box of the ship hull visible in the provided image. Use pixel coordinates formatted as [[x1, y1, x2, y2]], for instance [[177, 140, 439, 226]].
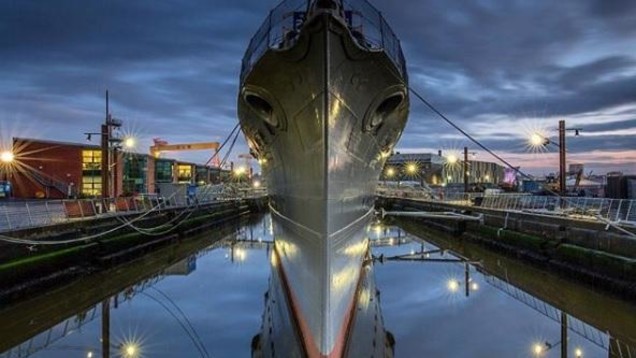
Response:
[[253, 248, 394, 358], [239, 8, 408, 358]]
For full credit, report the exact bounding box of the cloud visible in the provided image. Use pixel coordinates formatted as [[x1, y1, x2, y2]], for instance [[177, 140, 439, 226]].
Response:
[[0, 0, 634, 174]]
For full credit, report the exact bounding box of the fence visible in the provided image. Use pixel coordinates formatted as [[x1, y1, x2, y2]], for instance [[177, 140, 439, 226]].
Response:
[[480, 195, 636, 225], [0, 184, 268, 233]]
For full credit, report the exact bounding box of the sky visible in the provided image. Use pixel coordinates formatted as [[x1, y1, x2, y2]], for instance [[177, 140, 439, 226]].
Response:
[[1, 0, 635, 176]]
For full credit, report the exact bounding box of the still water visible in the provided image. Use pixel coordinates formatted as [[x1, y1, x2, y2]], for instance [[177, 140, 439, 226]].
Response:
[[1, 214, 634, 357]]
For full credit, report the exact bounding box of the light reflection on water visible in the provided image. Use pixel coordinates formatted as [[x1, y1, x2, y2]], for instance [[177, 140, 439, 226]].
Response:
[[0, 214, 634, 358]]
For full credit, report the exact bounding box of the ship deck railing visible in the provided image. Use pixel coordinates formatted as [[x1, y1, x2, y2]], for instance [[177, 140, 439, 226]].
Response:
[[241, 0, 407, 83]]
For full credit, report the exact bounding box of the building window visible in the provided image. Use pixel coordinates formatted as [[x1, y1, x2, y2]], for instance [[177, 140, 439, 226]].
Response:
[[82, 176, 102, 197], [82, 150, 102, 174], [81, 150, 102, 197], [177, 164, 192, 183], [123, 155, 147, 194], [155, 160, 173, 183]]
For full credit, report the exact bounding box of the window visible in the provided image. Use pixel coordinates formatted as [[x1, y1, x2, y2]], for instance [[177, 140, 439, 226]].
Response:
[[82, 176, 102, 197], [177, 164, 192, 183], [155, 160, 173, 183], [82, 150, 102, 172]]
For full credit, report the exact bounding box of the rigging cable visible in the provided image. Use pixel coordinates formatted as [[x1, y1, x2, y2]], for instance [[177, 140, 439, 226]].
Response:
[[219, 127, 242, 169], [204, 123, 240, 167]]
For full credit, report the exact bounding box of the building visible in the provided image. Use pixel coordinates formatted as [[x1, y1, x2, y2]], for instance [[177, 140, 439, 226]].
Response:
[[383, 152, 505, 187], [8, 137, 228, 199]]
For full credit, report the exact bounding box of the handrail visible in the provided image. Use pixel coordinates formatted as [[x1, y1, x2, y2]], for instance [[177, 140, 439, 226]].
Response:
[[240, 0, 407, 82]]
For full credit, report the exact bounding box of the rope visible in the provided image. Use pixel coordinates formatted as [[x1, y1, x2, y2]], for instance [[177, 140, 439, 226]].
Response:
[[205, 123, 240, 167]]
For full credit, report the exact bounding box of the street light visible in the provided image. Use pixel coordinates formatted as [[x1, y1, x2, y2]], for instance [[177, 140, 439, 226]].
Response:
[[528, 120, 582, 196], [123, 137, 136, 149], [446, 154, 458, 165], [405, 162, 418, 175], [0, 151, 14, 163]]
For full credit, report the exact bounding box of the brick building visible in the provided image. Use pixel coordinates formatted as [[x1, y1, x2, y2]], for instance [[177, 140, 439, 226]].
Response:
[[8, 137, 226, 199]]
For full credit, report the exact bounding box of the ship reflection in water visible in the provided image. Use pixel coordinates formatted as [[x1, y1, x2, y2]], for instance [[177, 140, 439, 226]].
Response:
[[1, 214, 636, 357], [251, 233, 394, 358]]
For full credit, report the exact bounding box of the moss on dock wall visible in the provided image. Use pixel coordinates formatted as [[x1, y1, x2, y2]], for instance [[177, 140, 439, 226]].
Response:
[[379, 197, 636, 296], [0, 198, 266, 300]]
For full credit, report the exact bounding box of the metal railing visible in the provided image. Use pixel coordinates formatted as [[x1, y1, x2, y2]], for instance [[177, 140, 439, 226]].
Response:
[[0, 184, 268, 233], [240, 0, 407, 82], [479, 195, 636, 225], [375, 187, 636, 228]]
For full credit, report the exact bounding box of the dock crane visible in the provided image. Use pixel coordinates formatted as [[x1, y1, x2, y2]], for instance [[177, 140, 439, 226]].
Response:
[[150, 138, 221, 167]]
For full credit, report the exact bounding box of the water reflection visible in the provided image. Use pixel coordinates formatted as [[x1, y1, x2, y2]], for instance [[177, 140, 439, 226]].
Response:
[[0, 215, 635, 357], [373, 220, 636, 358]]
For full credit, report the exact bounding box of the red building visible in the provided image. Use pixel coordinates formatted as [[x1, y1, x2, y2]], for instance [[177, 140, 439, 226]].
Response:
[[9, 137, 224, 199]]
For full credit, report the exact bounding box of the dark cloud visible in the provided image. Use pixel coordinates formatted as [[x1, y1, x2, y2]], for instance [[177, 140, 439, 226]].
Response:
[[0, 0, 634, 173]]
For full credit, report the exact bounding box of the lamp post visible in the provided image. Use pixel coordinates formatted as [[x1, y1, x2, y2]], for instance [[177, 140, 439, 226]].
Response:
[[95, 90, 123, 199], [530, 120, 581, 196], [463, 147, 476, 193]]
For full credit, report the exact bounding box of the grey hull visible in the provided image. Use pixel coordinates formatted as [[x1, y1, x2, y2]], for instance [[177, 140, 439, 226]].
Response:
[[239, 7, 408, 358]]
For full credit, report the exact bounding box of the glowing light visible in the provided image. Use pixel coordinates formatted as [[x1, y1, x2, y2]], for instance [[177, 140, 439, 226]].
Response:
[[533, 343, 544, 356], [258, 158, 267, 165], [344, 241, 368, 257], [253, 180, 261, 188], [270, 251, 278, 268], [386, 167, 395, 177], [121, 342, 140, 358], [331, 266, 357, 290], [446, 154, 458, 165], [235, 248, 247, 261], [447, 279, 460, 293], [87, 352, 93, 358], [234, 166, 247, 176], [410, 249, 415, 255], [0, 151, 14, 163], [405, 162, 419, 175], [358, 287, 371, 309], [484, 175, 490, 181], [123, 137, 136, 149], [524, 125, 551, 153], [530, 133, 544, 146], [470, 282, 479, 291], [575, 348, 583, 358]]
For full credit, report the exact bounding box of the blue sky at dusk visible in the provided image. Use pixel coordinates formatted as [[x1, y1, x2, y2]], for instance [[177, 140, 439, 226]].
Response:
[[1, 0, 635, 175]]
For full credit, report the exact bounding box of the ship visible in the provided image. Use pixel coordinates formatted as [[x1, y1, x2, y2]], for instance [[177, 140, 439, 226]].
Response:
[[237, 0, 409, 357]]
